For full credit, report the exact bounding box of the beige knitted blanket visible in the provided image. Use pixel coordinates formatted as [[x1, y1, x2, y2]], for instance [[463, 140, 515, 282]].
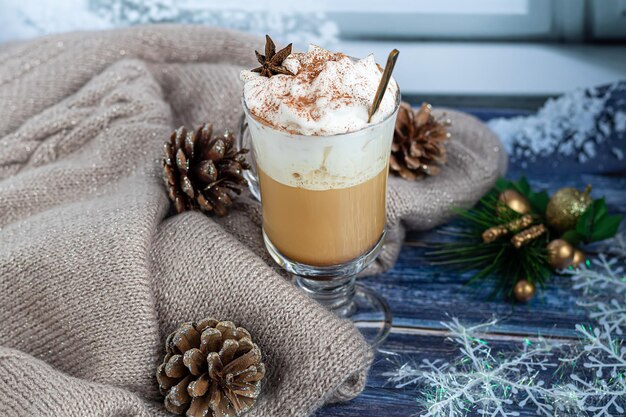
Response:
[[0, 25, 506, 416]]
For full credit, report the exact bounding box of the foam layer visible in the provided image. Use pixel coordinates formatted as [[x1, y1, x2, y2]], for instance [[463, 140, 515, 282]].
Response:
[[241, 45, 399, 136], [245, 108, 396, 190]]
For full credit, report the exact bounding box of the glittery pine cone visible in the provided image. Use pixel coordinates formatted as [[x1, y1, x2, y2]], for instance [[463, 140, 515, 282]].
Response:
[[390, 102, 451, 180], [157, 319, 265, 417], [163, 123, 250, 216]]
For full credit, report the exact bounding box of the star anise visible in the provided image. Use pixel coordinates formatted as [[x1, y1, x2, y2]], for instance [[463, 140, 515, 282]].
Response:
[[251, 35, 294, 78]]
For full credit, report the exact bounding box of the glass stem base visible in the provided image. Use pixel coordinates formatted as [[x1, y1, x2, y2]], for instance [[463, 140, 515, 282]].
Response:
[[265, 230, 392, 347], [295, 275, 358, 316], [294, 275, 392, 347]]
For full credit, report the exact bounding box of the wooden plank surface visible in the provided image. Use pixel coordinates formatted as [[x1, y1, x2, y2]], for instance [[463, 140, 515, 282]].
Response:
[[315, 166, 626, 414]]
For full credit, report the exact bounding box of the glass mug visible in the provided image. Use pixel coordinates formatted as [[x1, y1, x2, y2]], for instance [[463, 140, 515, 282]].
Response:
[[239, 91, 400, 346]]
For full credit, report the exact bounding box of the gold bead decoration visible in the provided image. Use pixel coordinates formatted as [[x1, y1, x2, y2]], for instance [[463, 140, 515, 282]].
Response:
[[546, 185, 592, 234], [510, 224, 547, 248], [498, 189, 531, 215], [571, 248, 586, 268], [482, 225, 508, 243], [513, 279, 536, 302], [546, 239, 575, 269], [507, 214, 534, 232], [482, 215, 534, 243]]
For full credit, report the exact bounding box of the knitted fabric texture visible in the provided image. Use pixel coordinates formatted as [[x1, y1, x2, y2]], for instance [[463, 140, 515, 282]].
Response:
[[0, 25, 506, 417]]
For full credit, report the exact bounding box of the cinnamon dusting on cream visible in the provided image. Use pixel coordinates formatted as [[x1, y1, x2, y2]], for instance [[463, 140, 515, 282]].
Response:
[[241, 45, 398, 136]]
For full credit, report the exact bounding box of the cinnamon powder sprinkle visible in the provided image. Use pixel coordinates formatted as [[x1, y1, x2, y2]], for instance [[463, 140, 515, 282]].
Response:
[[243, 45, 398, 136]]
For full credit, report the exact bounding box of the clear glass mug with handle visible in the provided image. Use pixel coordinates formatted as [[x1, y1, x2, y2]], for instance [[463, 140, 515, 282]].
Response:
[[238, 91, 400, 346]]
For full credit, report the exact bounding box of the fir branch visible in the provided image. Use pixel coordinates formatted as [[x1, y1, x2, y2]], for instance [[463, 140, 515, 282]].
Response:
[[428, 180, 553, 296]]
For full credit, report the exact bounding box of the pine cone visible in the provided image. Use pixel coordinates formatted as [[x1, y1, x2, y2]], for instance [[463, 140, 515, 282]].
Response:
[[163, 124, 250, 216], [389, 102, 451, 180], [157, 319, 265, 417]]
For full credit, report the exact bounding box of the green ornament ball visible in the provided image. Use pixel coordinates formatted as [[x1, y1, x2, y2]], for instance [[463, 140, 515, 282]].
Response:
[[546, 185, 592, 234]]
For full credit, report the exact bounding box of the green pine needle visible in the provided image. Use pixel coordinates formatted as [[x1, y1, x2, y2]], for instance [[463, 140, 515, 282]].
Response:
[[428, 180, 552, 297]]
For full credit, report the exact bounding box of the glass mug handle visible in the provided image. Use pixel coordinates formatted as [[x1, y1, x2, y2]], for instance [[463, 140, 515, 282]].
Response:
[[237, 114, 261, 202]]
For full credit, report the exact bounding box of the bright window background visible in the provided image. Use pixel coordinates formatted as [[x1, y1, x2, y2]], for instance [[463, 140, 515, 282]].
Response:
[[1, 0, 625, 102]]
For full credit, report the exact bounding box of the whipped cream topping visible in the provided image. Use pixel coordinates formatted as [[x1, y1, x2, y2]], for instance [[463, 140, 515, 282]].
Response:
[[240, 45, 398, 136]]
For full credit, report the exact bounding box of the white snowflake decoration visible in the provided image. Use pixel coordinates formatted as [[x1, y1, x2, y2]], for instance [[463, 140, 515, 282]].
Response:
[[558, 322, 626, 417], [566, 255, 626, 296], [560, 256, 626, 417], [385, 255, 626, 417], [384, 319, 561, 417]]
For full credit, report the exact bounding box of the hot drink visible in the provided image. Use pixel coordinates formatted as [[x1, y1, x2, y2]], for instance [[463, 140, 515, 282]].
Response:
[[240, 45, 399, 268], [239, 37, 400, 345]]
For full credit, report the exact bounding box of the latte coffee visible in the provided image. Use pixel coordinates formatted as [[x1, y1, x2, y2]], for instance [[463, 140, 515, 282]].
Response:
[[259, 167, 387, 266], [240, 44, 399, 268]]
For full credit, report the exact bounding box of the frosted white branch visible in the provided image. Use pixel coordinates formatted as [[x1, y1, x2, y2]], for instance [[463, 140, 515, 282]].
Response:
[[385, 318, 558, 417], [564, 254, 626, 296], [384, 255, 626, 417]]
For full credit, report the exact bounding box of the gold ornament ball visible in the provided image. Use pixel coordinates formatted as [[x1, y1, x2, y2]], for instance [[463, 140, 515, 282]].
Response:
[[513, 279, 536, 302], [571, 248, 586, 268], [498, 189, 531, 215], [546, 186, 592, 234], [546, 239, 575, 269]]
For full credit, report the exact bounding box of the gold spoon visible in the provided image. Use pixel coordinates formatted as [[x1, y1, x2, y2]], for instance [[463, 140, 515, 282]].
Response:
[[368, 49, 399, 123]]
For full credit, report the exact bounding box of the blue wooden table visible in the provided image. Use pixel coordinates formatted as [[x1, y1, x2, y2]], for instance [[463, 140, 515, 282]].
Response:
[[315, 108, 626, 417]]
